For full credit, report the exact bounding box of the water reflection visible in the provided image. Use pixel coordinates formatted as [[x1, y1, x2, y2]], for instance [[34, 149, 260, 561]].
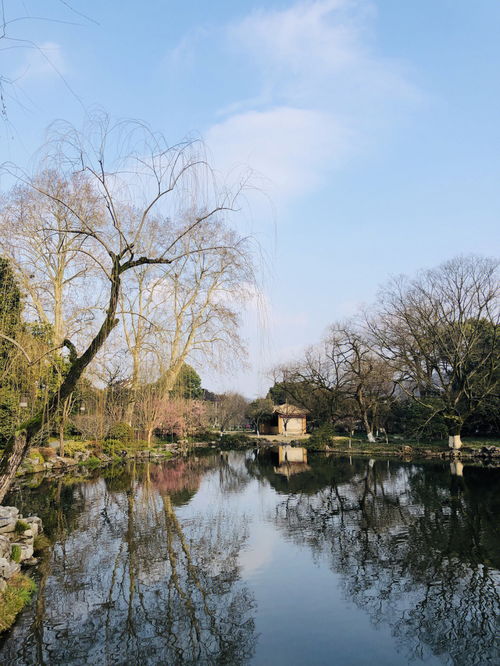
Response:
[[254, 454, 500, 665], [1, 453, 499, 665], [2, 457, 256, 665]]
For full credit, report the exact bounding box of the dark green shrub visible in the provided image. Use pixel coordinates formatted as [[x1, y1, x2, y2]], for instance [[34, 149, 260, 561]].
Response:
[[306, 424, 337, 450], [219, 433, 253, 449], [105, 422, 134, 442], [190, 429, 217, 442]]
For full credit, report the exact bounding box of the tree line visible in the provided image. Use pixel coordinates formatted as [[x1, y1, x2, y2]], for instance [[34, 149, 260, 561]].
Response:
[[267, 255, 499, 448]]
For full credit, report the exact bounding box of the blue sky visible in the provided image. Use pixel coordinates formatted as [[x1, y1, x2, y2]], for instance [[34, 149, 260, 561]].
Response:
[[2, 1, 500, 396]]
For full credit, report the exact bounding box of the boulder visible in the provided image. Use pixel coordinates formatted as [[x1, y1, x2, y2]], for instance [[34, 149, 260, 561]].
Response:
[[0, 535, 11, 559], [0, 518, 16, 534], [0, 506, 19, 520], [25, 517, 43, 534], [0, 557, 20, 579]]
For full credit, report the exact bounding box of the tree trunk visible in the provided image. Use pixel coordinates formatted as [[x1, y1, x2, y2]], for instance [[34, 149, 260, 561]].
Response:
[[147, 428, 153, 447], [0, 431, 29, 503], [367, 431, 376, 443], [59, 423, 65, 458], [448, 434, 463, 450]]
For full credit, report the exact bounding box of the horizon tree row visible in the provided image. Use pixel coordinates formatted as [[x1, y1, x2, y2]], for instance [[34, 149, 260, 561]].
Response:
[[270, 255, 499, 448]]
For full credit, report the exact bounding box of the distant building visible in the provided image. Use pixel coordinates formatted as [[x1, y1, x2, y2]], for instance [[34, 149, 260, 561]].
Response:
[[259, 403, 308, 436]]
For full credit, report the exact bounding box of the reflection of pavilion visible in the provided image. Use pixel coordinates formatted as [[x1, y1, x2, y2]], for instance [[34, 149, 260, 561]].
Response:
[[273, 446, 310, 478], [273, 462, 311, 478], [278, 445, 308, 464]]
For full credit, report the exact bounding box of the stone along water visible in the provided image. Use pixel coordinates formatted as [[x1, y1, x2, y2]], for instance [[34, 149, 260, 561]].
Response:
[[1, 452, 499, 665]]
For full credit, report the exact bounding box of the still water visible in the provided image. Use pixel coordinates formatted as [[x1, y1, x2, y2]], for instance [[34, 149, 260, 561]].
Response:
[[1, 451, 499, 665]]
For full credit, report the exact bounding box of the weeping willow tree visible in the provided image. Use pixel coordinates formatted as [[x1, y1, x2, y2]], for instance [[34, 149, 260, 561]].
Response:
[[0, 113, 256, 502]]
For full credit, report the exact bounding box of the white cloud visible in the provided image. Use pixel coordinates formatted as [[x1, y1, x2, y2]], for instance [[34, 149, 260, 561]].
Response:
[[206, 106, 350, 200], [203, 0, 418, 204]]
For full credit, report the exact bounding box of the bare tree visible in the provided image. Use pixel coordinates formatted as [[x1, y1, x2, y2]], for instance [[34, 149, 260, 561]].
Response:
[[324, 324, 394, 442], [0, 114, 255, 501], [274, 323, 394, 441], [369, 255, 499, 449], [215, 392, 248, 433], [0, 171, 101, 345], [119, 218, 254, 422]]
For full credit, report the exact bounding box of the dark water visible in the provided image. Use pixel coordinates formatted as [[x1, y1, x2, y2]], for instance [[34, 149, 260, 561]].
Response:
[[1, 452, 499, 665]]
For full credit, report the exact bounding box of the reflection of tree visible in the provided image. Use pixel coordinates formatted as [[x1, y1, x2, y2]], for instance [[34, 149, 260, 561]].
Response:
[[1, 459, 256, 665], [218, 451, 251, 494], [267, 459, 500, 665], [148, 455, 220, 506]]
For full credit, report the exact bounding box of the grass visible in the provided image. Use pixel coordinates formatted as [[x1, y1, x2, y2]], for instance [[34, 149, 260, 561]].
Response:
[[33, 534, 51, 552], [14, 520, 30, 533], [11, 545, 21, 563], [0, 574, 36, 633]]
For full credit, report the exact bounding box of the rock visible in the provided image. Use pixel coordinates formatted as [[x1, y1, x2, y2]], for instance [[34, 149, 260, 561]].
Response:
[[0, 578, 6, 593], [0, 535, 11, 559], [25, 517, 43, 534], [23, 557, 40, 567], [0, 556, 11, 577], [480, 445, 500, 457], [0, 506, 19, 520], [52, 456, 77, 467], [0, 557, 20, 579], [0, 518, 16, 534]]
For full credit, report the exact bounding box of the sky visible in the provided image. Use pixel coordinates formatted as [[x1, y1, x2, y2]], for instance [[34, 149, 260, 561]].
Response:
[[2, 0, 500, 397]]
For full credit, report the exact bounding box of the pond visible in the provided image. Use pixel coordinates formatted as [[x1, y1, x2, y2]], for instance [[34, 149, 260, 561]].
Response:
[[1, 451, 499, 665]]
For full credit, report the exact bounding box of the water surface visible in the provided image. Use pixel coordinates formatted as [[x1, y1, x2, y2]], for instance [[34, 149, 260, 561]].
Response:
[[1, 452, 499, 665]]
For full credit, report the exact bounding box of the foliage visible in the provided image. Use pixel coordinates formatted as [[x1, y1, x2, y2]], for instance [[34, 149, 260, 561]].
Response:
[[105, 422, 134, 443], [0, 386, 19, 449], [0, 574, 36, 633], [61, 440, 88, 458], [246, 398, 274, 432], [306, 424, 337, 450], [218, 433, 253, 449], [78, 456, 101, 468], [172, 364, 203, 399], [387, 399, 448, 441]]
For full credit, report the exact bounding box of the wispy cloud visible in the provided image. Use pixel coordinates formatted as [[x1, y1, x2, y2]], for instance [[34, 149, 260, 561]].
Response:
[[207, 106, 350, 199], [202, 0, 419, 203]]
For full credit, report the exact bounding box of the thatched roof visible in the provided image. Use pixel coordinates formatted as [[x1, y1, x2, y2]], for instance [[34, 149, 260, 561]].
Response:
[[273, 403, 309, 417]]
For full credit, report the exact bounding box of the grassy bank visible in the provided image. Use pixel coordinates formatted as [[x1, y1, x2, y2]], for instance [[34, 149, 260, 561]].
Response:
[[0, 574, 36, 633]]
